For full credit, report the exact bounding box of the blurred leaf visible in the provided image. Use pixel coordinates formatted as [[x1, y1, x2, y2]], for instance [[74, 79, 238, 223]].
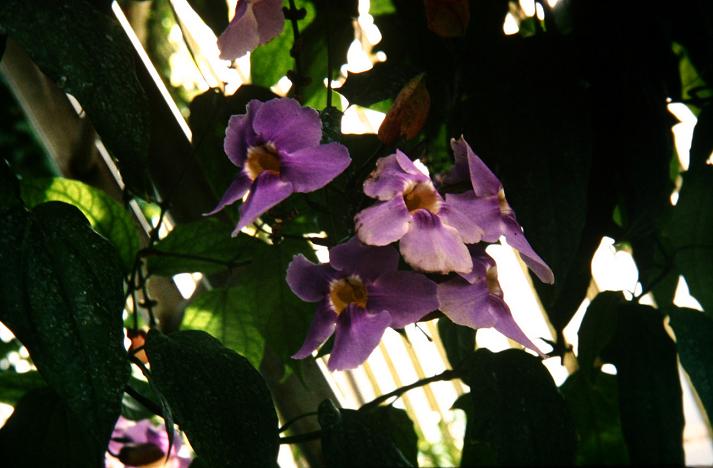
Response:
[[0, 0, 151, 197], [319, 401, 416, 467], [689, 104, 713, 171], [20, 176, 140, 271], [668, 307, 713, 423], [0, 387, 104, 467], [437, 318, 474, 368], [337, 61, 419, 108], [602, 302, 684, 465], [457, 349, 576, 465], [145, 330, 279, 468], [560, 370, 629, 465], [147, 218, 260, 276], [370, 0, 395, 15], [188, 0, 228, 37], [183, 287, 266, 369], [378, 73, 430, 145], [424, 0, 470, 38], [0, 371, 45, 405], [250, 1, 316, 87], [669, 168, 713, 315], [577, 291, 625, 377]]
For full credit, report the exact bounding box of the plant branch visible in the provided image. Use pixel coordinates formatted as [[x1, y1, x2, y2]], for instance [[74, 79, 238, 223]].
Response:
[[279, 429, 323, 444], [125, 384, 163, 417], [140, 247, 251, 270], [361, 369, 459, 411], [279, 411, 319, 433], [285, 0, 307, 102]]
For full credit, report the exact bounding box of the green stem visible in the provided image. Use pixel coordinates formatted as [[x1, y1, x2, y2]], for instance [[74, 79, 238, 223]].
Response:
[[361, 369, 459, 411], [279, 429, 322, 444]]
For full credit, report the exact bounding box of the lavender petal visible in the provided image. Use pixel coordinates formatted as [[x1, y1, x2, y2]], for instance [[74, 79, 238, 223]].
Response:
[[454, 136, 501, 197], [438, 201, 484, 244], [367, 271, 439, 328], [217, 3, 260, 60], [286, 254, 337, 302], [204, 171, 252, 216], [292, 299, 338, 359], [281, 142, 351, 192], [489, 294, 546, 357], [233, 171, 293, 234], [252, 0, 285, 45], [329, 237, 399, 281], [327, 305, 391, 371], [363, 151, 428, 200], [444, 191, 503, 242], [252, 98, 322, 153], [355, 197, 411, 246], [437, 276, 494, 329], [223, 100, 262, 167], [501, 215, 555, 284]]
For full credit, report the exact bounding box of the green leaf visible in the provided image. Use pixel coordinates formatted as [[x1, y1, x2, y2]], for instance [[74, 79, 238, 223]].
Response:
[[20, 176, 140, 271], [370, 0, 395, 15], [188, 0, 228, 36], [250, 1, 316, 87], [0, 387, 104, 467], [0, 371, 46, 405], [437, 318, 475, 368], [668, 307, 713, 423], [147, 218, 261, 276], [560, 370, 629, 465], [0, 159, 22, 211], [319, 400, 416, 467], [0, 201, 129, 453], [145, 330, 279, 468], [689, 104, 713, 171], [669, 168, 713, 315], [601, 303, 684, 465], [0, 0, 151, 197], [577, 291, 625, 377], [337, 61, 419, 108], [182, 287, 266, 369], [457, 349, 576, 465]]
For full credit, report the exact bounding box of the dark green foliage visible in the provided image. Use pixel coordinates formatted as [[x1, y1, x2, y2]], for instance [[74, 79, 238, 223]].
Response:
[[0, 170, 129, 456], [577, 291, 624, 377], [0, 371, 45, 405], [457, 349, 576, 466], [0, 387, 105, 467], [319, 400, 418, 467], [668, 307, 713, 423], [0, 0, 151, 197], [560, 371, 629, 465], [145, 330, 279, 468], [337, 61, 420, 108], [437, 319, 475, 369], [188, 0, 229, 37], [602, 303, 685, 465]]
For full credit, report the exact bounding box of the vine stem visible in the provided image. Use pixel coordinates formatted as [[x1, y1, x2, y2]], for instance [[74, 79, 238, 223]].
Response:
[[360, 369, 459, 411], [279, 429, 323, 444], [286, 0, 306, 102], [279, 411, 319, 433]]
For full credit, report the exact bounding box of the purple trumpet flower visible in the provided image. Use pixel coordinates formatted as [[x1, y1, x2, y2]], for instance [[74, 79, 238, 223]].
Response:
[[205, 98, 351, 235], [441, 137, 554, 284], [354, 151, 485, 274], [217, 0, 285, 60], [286, 237, 439, 371], [108, 416, 191, 468], [437, 246, 545, 356]]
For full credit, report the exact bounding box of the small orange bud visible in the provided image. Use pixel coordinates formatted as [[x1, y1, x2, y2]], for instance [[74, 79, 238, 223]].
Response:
[[424, 0, 470, 38], [378, 74, 431, 145], [127, 329, 149, 364]]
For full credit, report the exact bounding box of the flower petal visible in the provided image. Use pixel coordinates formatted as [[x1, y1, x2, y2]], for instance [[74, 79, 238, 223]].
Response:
[[399, 210, 472, 274], [204, 171, 252, 216], [217, 2, 260, 60], [453, 136, 501, 197], [252, 0, 285, 44], [367, 271, 439, 328], [488, 294, 546, 357], [363, 151, 428, 200], [355, 197, 411, 246], [329, 237, 399, 281], [437, 276, 493, 328], [327, 306, 391, 371], [252, 98, 322, 153], [501, 215, 554, 284], [444, 191, 503, 242], [438, 201, 484, 244], [286, 254, 337, 302], [292, 299, 337, 359], [281, 142, 351, 192], [224, 100, 262, 167], [233, 171, 293, 234]]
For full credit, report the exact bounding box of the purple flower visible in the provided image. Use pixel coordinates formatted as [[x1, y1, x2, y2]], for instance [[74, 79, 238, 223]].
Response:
[[206, 98, 351, 235], [441, 137, 554, 284], [437, 246, 545, 356], [108, 416, 191, 468], [354, 151, 484, 274], [287, 237, 439, 371], [217, 0, 285, 60]]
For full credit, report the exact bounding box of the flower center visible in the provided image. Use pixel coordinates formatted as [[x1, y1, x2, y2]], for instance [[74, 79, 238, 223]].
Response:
[[403, 182, 440, 214], [329, 276, 368, 315], [486, 265, 502, 295], [245, 143, 281, 180]]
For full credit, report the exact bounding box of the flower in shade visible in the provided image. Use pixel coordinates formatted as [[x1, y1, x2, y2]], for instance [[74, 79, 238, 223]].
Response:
[[205, 98, 351, 235], [108, 417, 191, 468], [354, 151, 484, 274], [287, 237, 439, 371], [217, 0, 285, 60], [441, 136, 554, 284], [437, 246, 545, 356]]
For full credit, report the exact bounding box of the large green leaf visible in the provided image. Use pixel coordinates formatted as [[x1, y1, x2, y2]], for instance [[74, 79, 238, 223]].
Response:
[[0, 371, 45, 405], [0, 0, 151, 197], [146, 218, 261, 276], [577, 291, 625, 377], [457, 349, 576, 465], [182, 287, 266, 369], [337, 61, 419, 108], [20, 176, 140, 271], [0, 198, 129, 453], [668, 307, 713, 423], [319, 400, 417, 467], [437, 318, 475, 369], [145, 330, 279, 468], [601, 303, 684, 465], [560, 370, 629, 465], [669, 168, 713, 315], [0, 387, 104, 467]]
